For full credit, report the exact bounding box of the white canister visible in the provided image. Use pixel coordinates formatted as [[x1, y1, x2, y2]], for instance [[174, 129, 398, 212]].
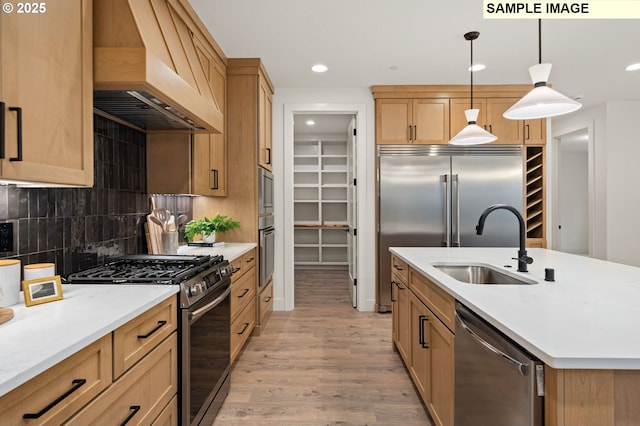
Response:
[[24, 263, 56, 281], [0, 259, 21, 307]]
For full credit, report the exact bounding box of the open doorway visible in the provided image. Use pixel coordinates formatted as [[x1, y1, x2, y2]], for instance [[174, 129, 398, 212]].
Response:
[[552, 125, 594, 256], [292, 113, 358, 307]]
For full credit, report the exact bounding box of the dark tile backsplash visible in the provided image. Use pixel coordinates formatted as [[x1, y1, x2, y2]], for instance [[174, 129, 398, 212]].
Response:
[[0, 115, 193, 277]]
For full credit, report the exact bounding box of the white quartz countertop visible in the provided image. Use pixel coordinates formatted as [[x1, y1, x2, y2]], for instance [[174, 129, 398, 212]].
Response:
[[390, 247, 640, 370], [177, 242, 256, 261], [0, 284, 178, 397]]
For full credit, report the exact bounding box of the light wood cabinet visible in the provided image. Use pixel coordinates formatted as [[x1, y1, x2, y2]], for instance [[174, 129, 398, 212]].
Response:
[[376, 99, 450, 144], [525, 146, 546, 248], [259, 76, 274, 171], [0, 0, 93, 186], [524, 118, 546, 145], [392, 259, 454, 426], [230, 248, 257, 363], [0, 296, 178, 425], [0, 335, 112, 425], [146, 21, 228, 196], [259, 278, 274, 327]]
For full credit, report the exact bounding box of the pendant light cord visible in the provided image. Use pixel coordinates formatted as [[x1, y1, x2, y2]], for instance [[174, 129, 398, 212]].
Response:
[[470, 36, 474, 108], [538, 19, 542, 64]]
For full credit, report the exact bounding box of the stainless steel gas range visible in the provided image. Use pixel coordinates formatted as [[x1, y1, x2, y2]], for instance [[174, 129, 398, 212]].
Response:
[[67, 254, 233, 425]]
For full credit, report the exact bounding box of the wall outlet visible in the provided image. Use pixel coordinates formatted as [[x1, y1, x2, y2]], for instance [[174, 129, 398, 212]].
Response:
[[0, 223, 13, 252]]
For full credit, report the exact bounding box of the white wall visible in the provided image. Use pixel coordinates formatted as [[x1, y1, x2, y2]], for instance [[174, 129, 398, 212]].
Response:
[[558, 150, 588, 254], [272, 88, 377, 311], [552, 101, 640, 266]]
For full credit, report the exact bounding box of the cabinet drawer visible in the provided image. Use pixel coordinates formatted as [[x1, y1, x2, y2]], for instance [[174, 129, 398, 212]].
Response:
[[391, 255, 409, 283], [242, 249, 257, 272], [151, 395, 178, 426], [231, 269, 256, 319], [409, 269, 455, 332], [113, 295, 177, 378], [231, 297, 256, 363], [259, 278, 274, 325], [0, 334, 112, 426], [66, 333, 178, 426], [230, 257, 243, 282]]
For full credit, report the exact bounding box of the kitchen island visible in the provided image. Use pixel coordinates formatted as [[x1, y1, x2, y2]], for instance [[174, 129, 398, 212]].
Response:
[[390, 247, 640, 426]]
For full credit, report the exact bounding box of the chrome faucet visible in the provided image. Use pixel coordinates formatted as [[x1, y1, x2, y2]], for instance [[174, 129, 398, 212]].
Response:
[[475, 204, 533, 272]]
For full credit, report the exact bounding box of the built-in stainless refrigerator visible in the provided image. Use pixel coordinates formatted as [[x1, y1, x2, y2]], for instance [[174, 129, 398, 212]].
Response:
[[377, 145, 523, 312]]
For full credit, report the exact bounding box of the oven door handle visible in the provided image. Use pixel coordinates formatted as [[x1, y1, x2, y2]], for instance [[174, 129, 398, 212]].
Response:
[[189, 286, 231, 322]]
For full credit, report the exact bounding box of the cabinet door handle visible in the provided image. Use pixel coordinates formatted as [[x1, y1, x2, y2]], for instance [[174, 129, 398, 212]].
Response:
[[23, 378, 87, 419], [238, 322, 250, 335], [489, 124, 493, 133], [526, 124, 531, 140], [0, 101, 5, 159], [238, 288, 250, 298], [120, 405, 141, 426], [137, 320, 167, 339], [418, 315, 430, 349], [407, 125, 412, 141], [8, 107, 22, 161], [211, 169, 219, 190], [266, 147, 272, 164], [413, 125, 417, 142], [391, 281, 397, 302]]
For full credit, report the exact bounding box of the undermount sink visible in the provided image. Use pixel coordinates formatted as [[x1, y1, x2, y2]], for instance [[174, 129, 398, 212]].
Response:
[[432, 263, 537, 285]]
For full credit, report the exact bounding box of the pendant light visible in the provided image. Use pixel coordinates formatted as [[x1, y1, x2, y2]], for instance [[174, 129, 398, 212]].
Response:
[[503, 20, 581, 120], [450, 31, 497, 146]]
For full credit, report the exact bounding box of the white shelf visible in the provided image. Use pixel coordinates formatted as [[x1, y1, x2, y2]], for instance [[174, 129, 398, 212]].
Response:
[[294, 138, 350, 266]]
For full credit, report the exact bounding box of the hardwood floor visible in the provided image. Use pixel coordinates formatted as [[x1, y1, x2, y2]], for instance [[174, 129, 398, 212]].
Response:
[[213, 268, 433, 425]]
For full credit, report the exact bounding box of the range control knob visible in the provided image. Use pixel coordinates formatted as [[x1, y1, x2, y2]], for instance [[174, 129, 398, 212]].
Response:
[[188, 281, 205, 297], [220, 265, 234, 277]]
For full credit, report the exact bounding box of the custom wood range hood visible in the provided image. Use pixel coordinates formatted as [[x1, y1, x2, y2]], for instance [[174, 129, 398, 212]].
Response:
[[93, 0, 223, 132]]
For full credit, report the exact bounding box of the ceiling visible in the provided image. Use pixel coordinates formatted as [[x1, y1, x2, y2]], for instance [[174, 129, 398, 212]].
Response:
[[294, 114, 354, 136], [191, 0, 640, 111]]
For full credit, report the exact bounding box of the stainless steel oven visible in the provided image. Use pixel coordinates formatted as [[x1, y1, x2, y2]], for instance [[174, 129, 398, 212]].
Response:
[[259, 214, 274, 287], [181, 275, 231, 425], [258, 167, 274, 215]]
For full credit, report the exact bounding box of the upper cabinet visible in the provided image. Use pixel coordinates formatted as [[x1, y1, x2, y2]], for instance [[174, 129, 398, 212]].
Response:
[[258, 72, 274, 171], [373, 85, 545, 146], [376, 99, 450, 145], [0, 0, 93, 186]]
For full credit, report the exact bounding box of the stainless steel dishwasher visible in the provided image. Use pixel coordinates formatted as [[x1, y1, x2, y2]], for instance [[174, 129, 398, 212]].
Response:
[[455, 302, 544, 426]]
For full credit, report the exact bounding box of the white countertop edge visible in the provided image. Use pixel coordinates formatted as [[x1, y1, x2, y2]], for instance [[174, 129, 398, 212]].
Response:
[[177, 242, 256, 261], [0, 286, 178, 397], [389, 247, 640, 370]]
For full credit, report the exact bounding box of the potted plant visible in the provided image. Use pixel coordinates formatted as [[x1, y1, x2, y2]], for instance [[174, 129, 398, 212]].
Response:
[[184, 214, 240, 243]]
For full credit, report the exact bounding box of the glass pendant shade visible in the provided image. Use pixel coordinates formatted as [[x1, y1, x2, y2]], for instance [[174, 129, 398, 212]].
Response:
[[449, 109, 498, 145], [503, 63, 582, 120]]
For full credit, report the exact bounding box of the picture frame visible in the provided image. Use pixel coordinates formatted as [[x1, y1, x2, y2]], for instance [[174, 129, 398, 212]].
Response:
[[22, 275, 64, 307]]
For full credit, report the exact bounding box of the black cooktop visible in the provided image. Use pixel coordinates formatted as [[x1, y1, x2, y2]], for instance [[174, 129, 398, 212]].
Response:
[[66, 254, 224, 285]]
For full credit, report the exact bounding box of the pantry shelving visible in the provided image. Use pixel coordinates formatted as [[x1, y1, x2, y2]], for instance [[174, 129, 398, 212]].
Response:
[[294, 139, 349, 266]]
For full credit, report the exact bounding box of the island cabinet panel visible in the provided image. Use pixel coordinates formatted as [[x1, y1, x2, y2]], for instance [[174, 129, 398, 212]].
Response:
[[545, 367, 640, 426], [392, 260, 454, 426], [0, 0, 93, 186], [0, 335, 112, 426]]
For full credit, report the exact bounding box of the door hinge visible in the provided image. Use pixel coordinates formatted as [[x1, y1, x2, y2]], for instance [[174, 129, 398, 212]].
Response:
[[353, 278, 357, 287], [353, 178, 356, 186], [353, 128, 357, 136], [353, 228, 357, 236]]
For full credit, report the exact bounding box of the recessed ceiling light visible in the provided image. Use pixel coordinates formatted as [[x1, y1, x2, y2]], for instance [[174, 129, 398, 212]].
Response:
[[625, 62, 640, 71], [389, 65, 400, 71], [468, 64, 486, 72], [311, 64, 328, 73], [306, 120, 315, 126]]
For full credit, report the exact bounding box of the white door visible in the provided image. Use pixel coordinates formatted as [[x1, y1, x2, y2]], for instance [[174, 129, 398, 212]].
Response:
[[347, 118, 358, 307]]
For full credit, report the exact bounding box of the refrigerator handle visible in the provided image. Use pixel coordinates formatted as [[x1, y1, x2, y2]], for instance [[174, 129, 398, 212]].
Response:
[[453, 174, 460, 247], [443, 174, 450, 247]]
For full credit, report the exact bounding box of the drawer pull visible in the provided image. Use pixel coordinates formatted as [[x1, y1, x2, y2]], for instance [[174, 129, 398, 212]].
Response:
[[23, 378, 87, 419], [393, 265, 404, 271], [120, 405, 141, 426], [264, 296, 271, 303], [245, 257, 255, 263], [238, 288, 250, 298], [238, 322, 250, 335], [137, 320, 167, 339]]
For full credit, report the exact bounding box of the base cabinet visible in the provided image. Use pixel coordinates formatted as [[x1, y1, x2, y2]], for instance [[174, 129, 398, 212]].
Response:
[[0, 296, 178, 426], [392, 256, 454, 426], [230, 248, 257, 364]]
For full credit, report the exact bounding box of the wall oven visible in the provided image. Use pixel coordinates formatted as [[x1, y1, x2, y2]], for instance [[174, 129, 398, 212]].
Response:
[[258, 167, 274, 215], [66, 255, 233, 425]]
